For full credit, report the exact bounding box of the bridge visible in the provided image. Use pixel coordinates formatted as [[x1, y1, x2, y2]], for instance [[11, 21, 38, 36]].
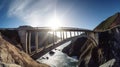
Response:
[[1, 25, 120, 66], [17, 26, 99, 59]]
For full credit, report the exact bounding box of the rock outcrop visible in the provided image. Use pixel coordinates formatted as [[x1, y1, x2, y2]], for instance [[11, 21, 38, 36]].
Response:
[[0, 34, 49, 67], [63, 12, 120, 67], [62, 37, 87, 59], [78, 13, 120, 67]]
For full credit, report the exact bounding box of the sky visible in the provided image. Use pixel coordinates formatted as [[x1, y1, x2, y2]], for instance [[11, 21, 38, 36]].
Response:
[[0, 0, 120, 30]]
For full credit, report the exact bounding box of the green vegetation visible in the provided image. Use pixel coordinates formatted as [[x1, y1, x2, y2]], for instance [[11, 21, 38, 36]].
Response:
[[94, 13, 119, 31]]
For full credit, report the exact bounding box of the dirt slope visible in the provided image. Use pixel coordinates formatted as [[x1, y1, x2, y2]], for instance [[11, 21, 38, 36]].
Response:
[[0, 34, 49, 67]]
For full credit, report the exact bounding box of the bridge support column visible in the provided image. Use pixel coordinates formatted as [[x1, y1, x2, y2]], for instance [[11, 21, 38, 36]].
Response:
[[66, 31, 67, 38], [78, 32, 80, 35], [64, 31, 66, 39], [28, 32, 31, 54], [63, 31, 64, 40], [70, 31, 72, 38], [25, 32, 28, 53], [79, 32, 81, 35], [54, 31, 57, 44], [53, 31, 55, 45], [60, 31, 63, 41], [35, 32, 38, 53], [47, 31, 49, 46], [64, 31, 65, 39]]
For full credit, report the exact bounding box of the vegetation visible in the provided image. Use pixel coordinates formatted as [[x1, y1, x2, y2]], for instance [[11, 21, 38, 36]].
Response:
[[94, 13, 119, 31]]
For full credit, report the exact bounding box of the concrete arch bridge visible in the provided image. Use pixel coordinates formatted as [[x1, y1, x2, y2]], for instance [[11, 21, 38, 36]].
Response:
[[17, 26, 99, 59]]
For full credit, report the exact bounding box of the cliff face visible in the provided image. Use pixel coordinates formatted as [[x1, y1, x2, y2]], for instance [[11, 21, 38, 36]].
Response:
[[62, 12, 120, 67], [62, 37, 87, 59], [97, 27, 120, 67], [78, 13, 120, 67], [0, 34, 49, 67]]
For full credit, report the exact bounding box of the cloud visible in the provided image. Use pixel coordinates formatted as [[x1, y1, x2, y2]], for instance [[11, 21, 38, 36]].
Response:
[[8, 0, 57, 27]]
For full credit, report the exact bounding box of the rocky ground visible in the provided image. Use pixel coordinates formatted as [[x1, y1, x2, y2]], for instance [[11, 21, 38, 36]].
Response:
[[0, 34, 49, 67]]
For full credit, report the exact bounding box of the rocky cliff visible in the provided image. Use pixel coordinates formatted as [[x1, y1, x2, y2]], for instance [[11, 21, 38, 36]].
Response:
[[63, 12, 120, 67], [79, 13, 120, 67], [0, 33, 49, 67]]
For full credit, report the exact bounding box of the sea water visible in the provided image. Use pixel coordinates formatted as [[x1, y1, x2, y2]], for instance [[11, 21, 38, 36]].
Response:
[[37, 41, 78, 67]]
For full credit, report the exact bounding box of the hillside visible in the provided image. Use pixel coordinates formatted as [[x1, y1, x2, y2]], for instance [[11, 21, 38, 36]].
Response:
[[0, 33, 49, 67], [94, 12, 120, 31]]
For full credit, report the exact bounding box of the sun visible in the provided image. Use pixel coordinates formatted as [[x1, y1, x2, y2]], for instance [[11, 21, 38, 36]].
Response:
[[47, 15, 62, 30]]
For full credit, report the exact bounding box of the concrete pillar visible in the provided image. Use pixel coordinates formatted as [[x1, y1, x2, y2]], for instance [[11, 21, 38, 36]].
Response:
[[53, 31, 55, 45], [46, 32, 49, 47], [28, 32, 31, 54], [54, 31, 56, 43], [65, 31, 66, 39], [35, 32, 38, 52], [63, 31, 64, 40], [48, 31, 51, 44], [66, 31, 67, 38], [25, 32, 28, 53], [44, 31, 49, 49], [60, 31, 62, 41], [79, 32, 81, 35], [18, 30, 30, 54], [70, 31, 72, 37]]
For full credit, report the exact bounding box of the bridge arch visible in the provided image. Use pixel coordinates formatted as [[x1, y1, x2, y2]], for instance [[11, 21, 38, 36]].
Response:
[[18, 26, 98, 57]]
